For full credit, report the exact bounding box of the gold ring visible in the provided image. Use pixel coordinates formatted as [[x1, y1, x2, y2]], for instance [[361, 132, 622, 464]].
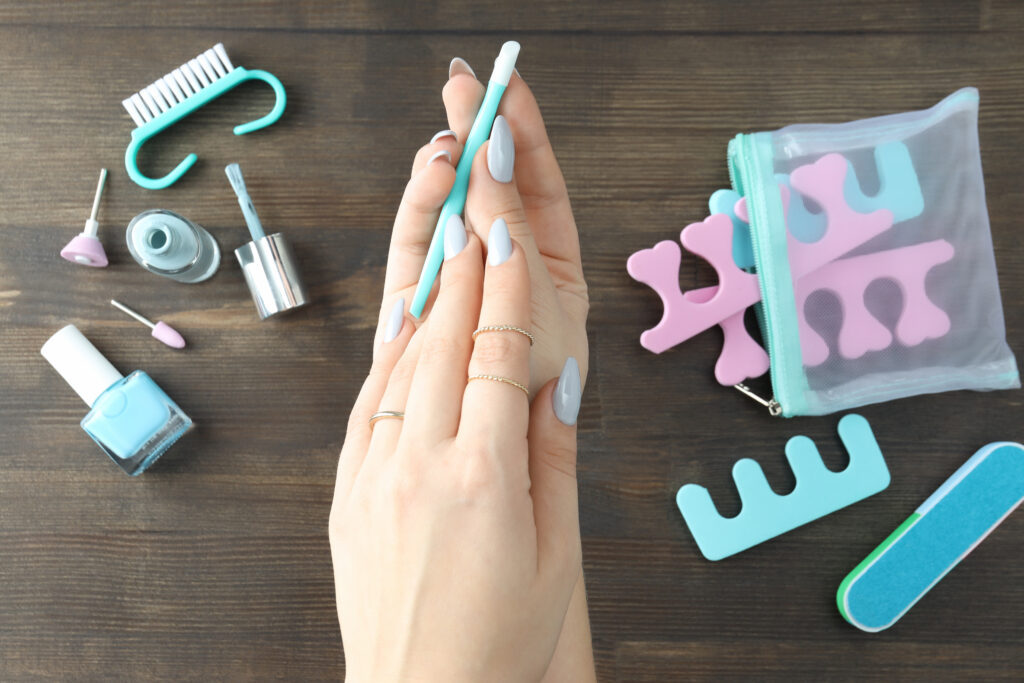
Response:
[[472, 325, 535, 346], [368, 411, 405, 429], [467, 374, 529, 397]]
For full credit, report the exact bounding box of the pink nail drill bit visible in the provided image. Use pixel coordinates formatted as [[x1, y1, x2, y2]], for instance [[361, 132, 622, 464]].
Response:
[[110, 299, 186, 349], [61, 169, 110, 267]]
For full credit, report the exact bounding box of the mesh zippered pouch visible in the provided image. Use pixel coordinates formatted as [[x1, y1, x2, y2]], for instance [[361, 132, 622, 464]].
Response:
[[727, 88, 1018, 416], [628, 88, 1018, 417]]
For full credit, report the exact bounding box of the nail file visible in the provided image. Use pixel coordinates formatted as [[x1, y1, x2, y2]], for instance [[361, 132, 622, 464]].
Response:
[[409, 41, 520, 318], [837, 442, 1024, 632], [677, 414, 890, 560]]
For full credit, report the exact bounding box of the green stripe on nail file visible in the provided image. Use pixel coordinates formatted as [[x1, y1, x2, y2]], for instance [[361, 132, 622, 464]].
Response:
[[838, 442, 1024, 632]]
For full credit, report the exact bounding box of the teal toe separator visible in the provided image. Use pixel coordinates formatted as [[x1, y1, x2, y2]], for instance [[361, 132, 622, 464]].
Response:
[[677, 414, 890, 560], [124, 67, 286, 190]]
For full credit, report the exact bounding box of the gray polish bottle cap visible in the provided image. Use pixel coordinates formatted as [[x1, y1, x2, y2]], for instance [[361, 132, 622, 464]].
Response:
[[234, 232, 308, 319]]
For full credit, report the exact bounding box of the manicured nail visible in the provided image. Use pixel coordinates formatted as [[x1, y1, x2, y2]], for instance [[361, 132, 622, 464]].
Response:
[[488, 217, 512, 266], [383, 298, 405, 343], [449, 57, 476, 79], [443, 214, 467, 261], [553, 357, 582, 426], [427, 150, 452, 166], [430, 129, 458, 144], [487, 115, 514, 183]]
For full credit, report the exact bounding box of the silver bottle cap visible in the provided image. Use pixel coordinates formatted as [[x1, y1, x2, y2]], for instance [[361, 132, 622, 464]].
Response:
[[234, 232, 309, 319]]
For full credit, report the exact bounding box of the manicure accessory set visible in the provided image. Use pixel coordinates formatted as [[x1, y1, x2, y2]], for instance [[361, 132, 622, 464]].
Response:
[[46, 41, 300, 474], [635, 90, 1023, 630], [45, 44, 1023, 633]]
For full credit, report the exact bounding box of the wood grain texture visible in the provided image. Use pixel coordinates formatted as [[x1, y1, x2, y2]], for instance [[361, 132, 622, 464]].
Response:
[[2, 1, 1023, 680]]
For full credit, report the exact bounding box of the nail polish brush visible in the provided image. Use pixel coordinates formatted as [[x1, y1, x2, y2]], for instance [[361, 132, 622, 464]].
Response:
[[61, 169, 110, 267], [409, 40, 520, 318], [226, 163, 309, 319], [111, 299, 186, 349]]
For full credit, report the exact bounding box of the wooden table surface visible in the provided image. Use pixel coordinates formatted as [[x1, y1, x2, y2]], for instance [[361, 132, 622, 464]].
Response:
[[2, 2, 1023, 680]]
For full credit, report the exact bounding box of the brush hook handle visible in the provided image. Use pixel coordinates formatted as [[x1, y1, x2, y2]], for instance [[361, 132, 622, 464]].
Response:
[[124, 67, 287, 190]]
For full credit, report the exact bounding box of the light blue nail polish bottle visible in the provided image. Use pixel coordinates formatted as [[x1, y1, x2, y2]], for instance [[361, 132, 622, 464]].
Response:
[[41, 325, 192, 476]]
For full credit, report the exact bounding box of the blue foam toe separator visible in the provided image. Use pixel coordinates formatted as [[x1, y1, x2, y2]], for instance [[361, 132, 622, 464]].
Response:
[[839, 442, 1024, 632], [709, 188, 755, 269], [677, 414, 890, 561]]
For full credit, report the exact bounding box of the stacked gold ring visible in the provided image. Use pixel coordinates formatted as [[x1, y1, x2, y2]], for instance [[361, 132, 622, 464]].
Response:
[[467, 374, 529, 397], [472, 325, 535, 346]]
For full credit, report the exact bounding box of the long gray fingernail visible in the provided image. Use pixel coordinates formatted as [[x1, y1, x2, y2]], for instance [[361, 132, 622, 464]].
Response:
[[487, 115, 514, 183], [488, 217, 512, 266], [449, 57, 476, 79], [553, 357, 581, 426], [443, 214, 467, 261], [430, 129, 457, 144], [383, 298, 405, 343], [427, 150, 452, 166]]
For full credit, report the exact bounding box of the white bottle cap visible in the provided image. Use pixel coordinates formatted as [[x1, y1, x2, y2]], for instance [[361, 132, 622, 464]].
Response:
[[41, 324, 124, 406]]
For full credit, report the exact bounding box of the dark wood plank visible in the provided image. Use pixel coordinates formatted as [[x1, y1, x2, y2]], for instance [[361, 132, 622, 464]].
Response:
[[0, 1, 988, 33], [2, 2, 1024, 680]]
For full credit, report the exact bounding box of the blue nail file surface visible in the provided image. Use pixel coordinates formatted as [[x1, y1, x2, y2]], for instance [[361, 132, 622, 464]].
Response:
[[838, 442, 1024, 632], [677, 414, 890, 561]]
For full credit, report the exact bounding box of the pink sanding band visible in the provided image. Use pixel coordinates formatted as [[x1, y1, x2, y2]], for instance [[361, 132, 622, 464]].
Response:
[[60, 234, 108, 268]]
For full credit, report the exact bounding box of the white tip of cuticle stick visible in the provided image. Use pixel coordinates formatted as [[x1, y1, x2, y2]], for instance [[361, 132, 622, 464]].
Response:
[[490, 41, 520, 87]]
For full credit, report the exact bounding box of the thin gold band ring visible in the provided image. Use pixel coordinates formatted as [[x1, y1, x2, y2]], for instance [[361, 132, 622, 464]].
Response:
[[368, 411, 405, 429], [472, 325, 535, 346], [467, 374, 530, 397]]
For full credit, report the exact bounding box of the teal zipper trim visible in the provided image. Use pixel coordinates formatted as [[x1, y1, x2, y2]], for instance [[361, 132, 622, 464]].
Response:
[[728, 133, 808, 417]]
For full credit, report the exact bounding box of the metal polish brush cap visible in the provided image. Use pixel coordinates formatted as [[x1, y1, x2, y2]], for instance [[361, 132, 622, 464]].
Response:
[[225, 163, 308, 319], [235, 232, 308, 318]]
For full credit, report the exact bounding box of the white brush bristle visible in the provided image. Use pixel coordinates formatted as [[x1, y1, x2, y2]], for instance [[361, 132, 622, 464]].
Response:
[[122, 43, 236, 127]]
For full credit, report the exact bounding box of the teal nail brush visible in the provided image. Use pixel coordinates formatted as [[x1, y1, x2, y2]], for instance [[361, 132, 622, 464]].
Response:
[[122, 43, 286, 190], [409, 41, 520, 318]]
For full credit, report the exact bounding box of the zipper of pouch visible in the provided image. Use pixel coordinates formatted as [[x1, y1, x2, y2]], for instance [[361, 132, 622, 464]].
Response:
[[728, 132, 806, 417]]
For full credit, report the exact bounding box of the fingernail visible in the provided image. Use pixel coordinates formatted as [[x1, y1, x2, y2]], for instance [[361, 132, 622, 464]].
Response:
[[383, 298, 405, 343], [553, 357, 582, 426], [443, 214, 467, 261], [430, 129, 458, 144], [487, 115, 514, 183], [427, 150, 452, 166], [449, 57, 476, 79], [488, 217, 512, 266]]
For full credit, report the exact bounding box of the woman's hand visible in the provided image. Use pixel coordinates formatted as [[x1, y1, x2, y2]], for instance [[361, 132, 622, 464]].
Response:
[[372, 60, 589, 394], [332, 56, 594, 681], [332, 220, 582, 680]]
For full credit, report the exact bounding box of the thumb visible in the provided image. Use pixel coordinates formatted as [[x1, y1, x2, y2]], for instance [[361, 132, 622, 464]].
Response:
[[528, 357, 583, 579]]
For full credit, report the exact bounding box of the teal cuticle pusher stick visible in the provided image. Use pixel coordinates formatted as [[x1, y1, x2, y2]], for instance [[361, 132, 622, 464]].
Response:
[[409, 41, 521, 318]]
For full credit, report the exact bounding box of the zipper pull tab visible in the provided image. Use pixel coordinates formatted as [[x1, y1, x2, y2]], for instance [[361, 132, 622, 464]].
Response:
[[733, 383, 781, 416]]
